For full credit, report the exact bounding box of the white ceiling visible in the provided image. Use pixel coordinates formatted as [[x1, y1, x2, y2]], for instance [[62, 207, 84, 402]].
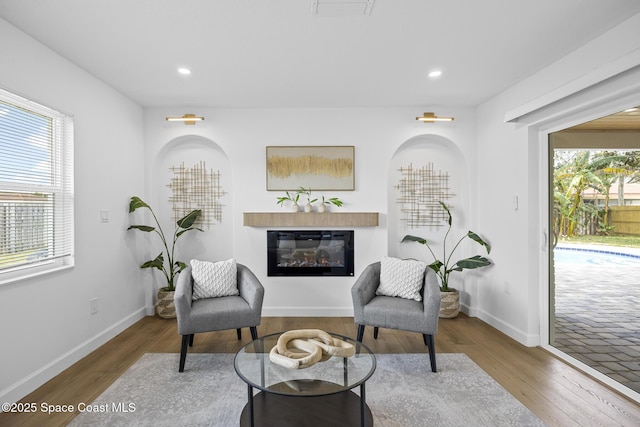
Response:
[[1, 0, 639, 108]]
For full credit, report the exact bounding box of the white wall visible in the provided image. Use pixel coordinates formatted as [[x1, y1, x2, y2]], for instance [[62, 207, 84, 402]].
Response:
[[144, 107, 477, 316], [0, 19, 146, 403], [390, 114, 481, 312], [4, 7, 640, 404], [475, 12, 640, 346]]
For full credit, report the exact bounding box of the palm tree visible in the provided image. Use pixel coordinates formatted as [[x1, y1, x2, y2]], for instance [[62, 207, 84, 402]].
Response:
[[554, 151, 599, 236], [612, 151, 640, 207], [553, 151, 629, 237]]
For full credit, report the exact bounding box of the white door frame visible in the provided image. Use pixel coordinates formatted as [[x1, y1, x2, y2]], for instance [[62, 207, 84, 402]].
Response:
[[535, 93, 640, 402]]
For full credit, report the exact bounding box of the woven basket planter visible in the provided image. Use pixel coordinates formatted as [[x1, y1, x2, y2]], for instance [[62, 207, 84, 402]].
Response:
[[439, 289, 460, 318], [156, 287, 177, 319]]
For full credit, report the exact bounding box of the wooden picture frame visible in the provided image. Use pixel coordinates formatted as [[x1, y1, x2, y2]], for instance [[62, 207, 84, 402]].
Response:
[[266, 146, 355, 191]]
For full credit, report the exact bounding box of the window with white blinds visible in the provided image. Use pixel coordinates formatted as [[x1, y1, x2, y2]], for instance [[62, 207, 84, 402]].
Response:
[[0, 88, 74, 282]]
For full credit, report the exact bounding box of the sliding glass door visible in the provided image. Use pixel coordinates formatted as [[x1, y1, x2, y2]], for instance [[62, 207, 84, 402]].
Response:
[[548, 107, 640, 395]]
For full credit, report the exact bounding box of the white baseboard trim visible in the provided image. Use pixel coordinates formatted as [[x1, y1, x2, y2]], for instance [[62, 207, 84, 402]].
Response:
[[262, 305, 539, 346], [467, 305, 540, 347], [0, 308, 147, 406], [262, 307, 354, 317]]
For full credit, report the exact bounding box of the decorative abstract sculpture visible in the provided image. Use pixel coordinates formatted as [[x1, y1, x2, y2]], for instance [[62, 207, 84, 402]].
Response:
[[269, 329, 355, 369], [395, 163, 453, 228], [168, 161, 225, 229]]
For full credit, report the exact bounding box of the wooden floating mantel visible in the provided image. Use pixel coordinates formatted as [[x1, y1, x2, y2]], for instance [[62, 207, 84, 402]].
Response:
[[243, 212, 379, 227]]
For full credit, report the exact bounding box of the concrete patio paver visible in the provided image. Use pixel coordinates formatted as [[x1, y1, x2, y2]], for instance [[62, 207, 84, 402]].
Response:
[[553, 245, 640, 394]]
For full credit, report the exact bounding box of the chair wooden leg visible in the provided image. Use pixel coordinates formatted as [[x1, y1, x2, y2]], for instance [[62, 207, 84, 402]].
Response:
[[179, 335, 190, 373], [424, 334, 437, 373], [189, 334, 194, 346], [250, 326, 258, 340], [356, 325, 365, 342], [236, 328, 242, 340], [373, 327, 379, 339]]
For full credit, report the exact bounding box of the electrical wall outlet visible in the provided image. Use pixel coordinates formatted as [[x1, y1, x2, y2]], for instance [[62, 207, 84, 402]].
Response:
[[90, 298, 99, 315]]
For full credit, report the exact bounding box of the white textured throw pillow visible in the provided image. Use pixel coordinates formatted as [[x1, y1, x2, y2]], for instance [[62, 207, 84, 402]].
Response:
[[190, 258, 238, 300], [376, 256, 427, 302]]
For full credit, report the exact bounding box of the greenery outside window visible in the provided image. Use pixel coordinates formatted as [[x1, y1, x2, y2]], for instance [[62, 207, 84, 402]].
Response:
[[0, 88, 74, 284]]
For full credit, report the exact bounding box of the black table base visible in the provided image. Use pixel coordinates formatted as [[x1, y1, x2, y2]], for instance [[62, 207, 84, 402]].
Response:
[[239, 389, 373, 427]]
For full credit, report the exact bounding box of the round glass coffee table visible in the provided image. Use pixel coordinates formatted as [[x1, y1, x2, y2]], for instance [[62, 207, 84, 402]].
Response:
[[234, 331, 376, 427]]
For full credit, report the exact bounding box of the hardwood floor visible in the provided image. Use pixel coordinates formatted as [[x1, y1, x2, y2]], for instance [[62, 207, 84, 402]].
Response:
[[2, 314, 639, 426]]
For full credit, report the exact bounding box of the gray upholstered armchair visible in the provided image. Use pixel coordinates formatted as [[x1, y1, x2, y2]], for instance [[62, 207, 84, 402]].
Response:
[[351, 261, 441, 372], [174, 263, 264, 372]]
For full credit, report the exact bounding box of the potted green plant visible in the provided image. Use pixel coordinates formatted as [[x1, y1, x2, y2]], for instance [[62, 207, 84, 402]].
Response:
[[127, 196, 202, 318], [402, 202, 491, 318], [317, 196, 344, 213], [299, 187, 317, 212], [276, 190, 301, 212]]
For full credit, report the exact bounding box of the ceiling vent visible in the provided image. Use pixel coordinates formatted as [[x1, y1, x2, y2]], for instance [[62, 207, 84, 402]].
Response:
[[311, 0, 375, 16]]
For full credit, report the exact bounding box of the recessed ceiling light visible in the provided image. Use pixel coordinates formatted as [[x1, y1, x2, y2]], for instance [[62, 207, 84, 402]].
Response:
[[428, 70, 442, 78], [177, 67, 192, 75]]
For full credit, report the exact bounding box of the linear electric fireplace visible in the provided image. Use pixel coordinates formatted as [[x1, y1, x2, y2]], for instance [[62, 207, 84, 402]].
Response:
[[267, 230, 354, 277]]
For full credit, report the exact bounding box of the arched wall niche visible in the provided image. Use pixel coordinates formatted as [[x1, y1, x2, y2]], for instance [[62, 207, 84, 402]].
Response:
[[388, 133, 472, 292], [151, 135, 234, 268]]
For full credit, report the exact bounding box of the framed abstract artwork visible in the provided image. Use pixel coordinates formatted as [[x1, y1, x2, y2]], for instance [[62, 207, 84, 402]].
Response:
[[266, 146, 355, 191]]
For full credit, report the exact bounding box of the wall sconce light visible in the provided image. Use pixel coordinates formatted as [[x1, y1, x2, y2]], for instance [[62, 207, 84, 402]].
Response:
[[416, 112, 454, 123], [165, 114, 205, 125]]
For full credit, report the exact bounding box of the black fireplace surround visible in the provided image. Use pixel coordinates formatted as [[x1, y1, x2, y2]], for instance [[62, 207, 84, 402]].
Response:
[[267, 230, 354, 276]]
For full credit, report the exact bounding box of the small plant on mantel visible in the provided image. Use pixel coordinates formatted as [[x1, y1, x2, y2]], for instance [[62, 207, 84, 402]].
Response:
[[276, 190, 301, 212], [321, 196, 343, 208], [299, 187, 318, 212], [276, 187, 344, 212], [318, 195, 343, 213]]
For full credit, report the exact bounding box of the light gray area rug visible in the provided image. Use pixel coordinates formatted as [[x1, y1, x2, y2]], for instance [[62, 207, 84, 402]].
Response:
[[69, 353, 545, 427]]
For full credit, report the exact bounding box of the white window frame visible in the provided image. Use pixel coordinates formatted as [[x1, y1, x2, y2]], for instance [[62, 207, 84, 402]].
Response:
[[0, 88, 74, 286]]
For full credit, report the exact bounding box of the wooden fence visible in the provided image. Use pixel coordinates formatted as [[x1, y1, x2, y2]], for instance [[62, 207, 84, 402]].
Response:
[[609, 206, 640, 236]]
